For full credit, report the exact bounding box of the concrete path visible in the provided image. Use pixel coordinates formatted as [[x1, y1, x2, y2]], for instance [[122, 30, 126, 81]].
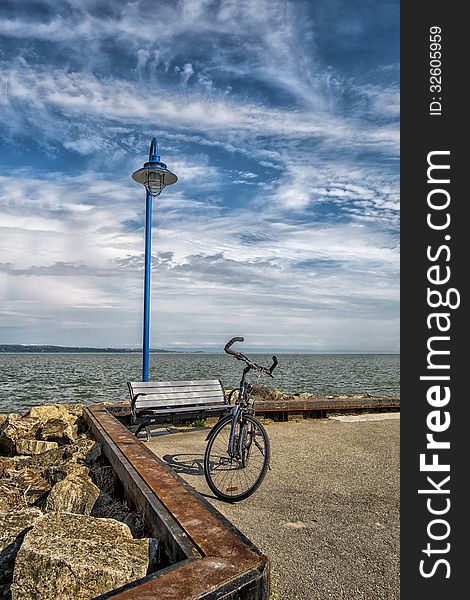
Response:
[[329, 412, 400, 423], [146, 415, 399, 600]]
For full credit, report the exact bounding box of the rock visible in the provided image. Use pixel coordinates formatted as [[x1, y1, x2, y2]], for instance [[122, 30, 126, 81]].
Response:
[[15, 439, 59, 455], [0, 456, 18, 478], [0, 414, 7, 427], [45, 469, 101, 515], [92, 490, 114, 509], [0, 405, 86, 457], [89, 464, 114, 494], [83, 440, 101, 464], [15, 446, 68, 471], [62, 436, 99, 465], [292, 391, 322, 401], [11, 512, 150, 600], [0, 415, 41, 456], [0, 508, 43, 599], [0, 482, 28, 511], [44, 461, 89, 486], [252, 386, 286, 403], [123, 511, 146, 539], [15, 439, 99, 483], [27, 403, 83, 424], [91, 496, 130, 522], [1, 468, 51, 505], [37, 418, 78, 445]]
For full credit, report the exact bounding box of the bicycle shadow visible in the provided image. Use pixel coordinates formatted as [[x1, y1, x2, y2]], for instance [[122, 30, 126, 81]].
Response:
[[161, 453, 205, 476]]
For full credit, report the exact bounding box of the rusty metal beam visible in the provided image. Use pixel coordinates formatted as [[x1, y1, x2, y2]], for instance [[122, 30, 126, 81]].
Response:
[[254, 396, 399, 413], [84, 404, 270, 599], [109, 396, 399, 422]]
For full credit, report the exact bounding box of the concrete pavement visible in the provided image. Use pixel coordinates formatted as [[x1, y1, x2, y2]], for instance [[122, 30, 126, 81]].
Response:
[[147, 415, 400, 600]]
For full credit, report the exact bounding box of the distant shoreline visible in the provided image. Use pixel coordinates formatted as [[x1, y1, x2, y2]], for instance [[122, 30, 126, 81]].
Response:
[[0, 344, 400, 355], [0, 345, 179, 354]]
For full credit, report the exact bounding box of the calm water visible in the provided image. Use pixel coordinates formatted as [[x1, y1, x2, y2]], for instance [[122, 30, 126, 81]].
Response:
[[0, 353, 399, 414]]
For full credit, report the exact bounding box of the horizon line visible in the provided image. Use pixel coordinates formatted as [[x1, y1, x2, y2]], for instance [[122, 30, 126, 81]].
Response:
[[0, 343, 400, 355]]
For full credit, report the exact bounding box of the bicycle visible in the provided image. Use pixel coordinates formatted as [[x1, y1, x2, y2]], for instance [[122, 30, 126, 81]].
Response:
[[204, 337, 278, 502]]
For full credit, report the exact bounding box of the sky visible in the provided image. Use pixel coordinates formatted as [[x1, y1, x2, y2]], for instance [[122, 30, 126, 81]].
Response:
[[0, 0, 399, 352]]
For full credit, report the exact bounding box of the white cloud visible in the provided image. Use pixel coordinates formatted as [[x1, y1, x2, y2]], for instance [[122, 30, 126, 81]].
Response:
[[0, 164, 398, 350], [0, 0, 399, 350]]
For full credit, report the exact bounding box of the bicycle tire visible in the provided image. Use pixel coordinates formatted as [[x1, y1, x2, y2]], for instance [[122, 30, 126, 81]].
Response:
[[204, 414, 270, 502]]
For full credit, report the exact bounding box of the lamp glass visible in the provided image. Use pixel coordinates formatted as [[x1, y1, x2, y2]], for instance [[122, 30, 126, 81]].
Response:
[[146, 171, 165, 196]]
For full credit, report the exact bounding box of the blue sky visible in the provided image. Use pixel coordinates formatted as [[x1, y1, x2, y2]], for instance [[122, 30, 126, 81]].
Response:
[[0, 0, 399, 352]]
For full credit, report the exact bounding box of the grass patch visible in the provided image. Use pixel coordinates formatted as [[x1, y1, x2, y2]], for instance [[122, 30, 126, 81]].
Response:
[[185, 417, 207, 428]]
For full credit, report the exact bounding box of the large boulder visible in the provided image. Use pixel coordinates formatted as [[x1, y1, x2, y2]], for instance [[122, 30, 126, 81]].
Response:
[[15, 437, 99, 474], [0, 456, 17, 478], [11, 512, 150, 600], [44, 461, 89, 486], [0, 415, 41, 456], [0, 482, 28, 512], [14, 445, 68, 471], [62, 436, 100, 465], [27, 403, 83, 424], [45, 469, 101, 515], [1, 468, 51, 506], [0, 508, 43, 598], [37, 418, 77, 445]]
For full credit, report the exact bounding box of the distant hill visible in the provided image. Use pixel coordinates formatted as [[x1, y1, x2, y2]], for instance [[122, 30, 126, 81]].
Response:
[[0, 345, 177, 353]]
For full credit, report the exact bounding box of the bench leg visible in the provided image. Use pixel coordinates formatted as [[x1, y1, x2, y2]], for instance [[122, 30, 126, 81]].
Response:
[[135, 424, 152, 442]]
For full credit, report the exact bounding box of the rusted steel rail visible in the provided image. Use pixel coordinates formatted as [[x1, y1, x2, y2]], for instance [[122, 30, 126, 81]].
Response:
[[255, 396, 400, 413], [110, 395, 400, 422], [84, 404, 270, 599]]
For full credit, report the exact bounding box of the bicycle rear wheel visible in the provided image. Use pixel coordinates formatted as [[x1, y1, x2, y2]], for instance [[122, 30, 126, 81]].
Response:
[[204, 414, 270, 502]]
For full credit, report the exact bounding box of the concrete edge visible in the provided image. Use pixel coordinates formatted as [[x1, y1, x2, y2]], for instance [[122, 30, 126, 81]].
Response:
[[84, 404, 270, 600]]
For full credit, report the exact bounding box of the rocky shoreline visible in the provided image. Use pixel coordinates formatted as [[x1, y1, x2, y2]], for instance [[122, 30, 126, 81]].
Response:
[[0, 404, 158, 600]]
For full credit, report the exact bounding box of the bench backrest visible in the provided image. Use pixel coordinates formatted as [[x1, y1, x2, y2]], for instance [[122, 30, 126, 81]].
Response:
[[128, 379, 225, 412]]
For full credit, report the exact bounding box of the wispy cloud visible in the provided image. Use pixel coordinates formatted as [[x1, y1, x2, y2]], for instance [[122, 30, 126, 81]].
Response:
[[0, 0, 399, 351]]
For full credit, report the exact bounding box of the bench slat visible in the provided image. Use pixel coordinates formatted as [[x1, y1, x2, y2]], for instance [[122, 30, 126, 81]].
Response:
[[134, 386, 223, 398], [135, 390, 224, 402], [136, 395, 224, 408], [129, 379, 220, 393]]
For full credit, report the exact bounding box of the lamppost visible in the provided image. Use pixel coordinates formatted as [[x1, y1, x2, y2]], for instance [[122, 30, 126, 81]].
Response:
[[132, 137, 177, 381]]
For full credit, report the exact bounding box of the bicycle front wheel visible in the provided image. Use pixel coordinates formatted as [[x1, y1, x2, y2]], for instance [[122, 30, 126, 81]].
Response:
[[204, 415, 270, 502]]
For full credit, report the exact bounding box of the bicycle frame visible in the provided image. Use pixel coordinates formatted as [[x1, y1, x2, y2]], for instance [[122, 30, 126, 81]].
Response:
[[227, 364, 253, 459]]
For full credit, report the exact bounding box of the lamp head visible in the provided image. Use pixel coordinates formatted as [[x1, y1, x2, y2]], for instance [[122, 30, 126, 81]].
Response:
[[132, 137, 177, 197]]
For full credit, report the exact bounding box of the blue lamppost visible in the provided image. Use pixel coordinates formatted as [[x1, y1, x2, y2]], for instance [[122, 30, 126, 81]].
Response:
[[132, 137, 177, 381]]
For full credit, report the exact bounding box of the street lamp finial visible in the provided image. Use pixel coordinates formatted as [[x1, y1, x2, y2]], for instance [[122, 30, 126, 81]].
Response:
[[149, 137, 160, 163]]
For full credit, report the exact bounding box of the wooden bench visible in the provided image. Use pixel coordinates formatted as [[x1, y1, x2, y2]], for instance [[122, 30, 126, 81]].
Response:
[[128, 379, 231, 441]]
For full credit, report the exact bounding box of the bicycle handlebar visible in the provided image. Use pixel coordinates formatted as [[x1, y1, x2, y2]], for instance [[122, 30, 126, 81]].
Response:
[[224, 337, 278, 377], [224, 336, 244, 358], [269, 355, 279, 376]]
